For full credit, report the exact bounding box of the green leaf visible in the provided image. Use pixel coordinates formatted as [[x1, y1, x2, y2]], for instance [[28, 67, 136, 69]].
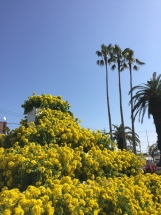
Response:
[[100, 60, 104, 66], [96, 60, 100, 65], [133, 65, 139, 71], [123, 63, 128, 68], [96, 60, 104, 66], [111, 64, 116, 71], [136, 59, 145, 65], [96, 51, 102, 57]]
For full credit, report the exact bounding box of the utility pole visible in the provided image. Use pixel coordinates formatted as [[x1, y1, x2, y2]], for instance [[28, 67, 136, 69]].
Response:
[[101, 128, 106, 134], [145, 128, 150, 148]]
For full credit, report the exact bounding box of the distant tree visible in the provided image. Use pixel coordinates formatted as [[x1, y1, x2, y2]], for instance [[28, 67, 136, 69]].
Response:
[[112, 124, 140, 151], [130, 72, 161, 165], [109, 45, 127, 150], [148, 143, 158, 162], [122, 48, 145, 154], [96, 44, 113, 139]]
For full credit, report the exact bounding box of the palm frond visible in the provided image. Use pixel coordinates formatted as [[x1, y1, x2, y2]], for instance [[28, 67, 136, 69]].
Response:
[[140, 103, 148, 123], [123, 63, 128, 68], [120, 67, 125, 72], [108, 58, 112, 64], [113, 44, 122, 54], [101, 44, 106, 50], [112, 124, 120, 128], [96, 44, 114, 67], [132, 94, 149, 123], [151, 72, 161, 81], [122, 48, 134, 60], [124, 126, 132, 130], [128, 84, 147, 95], [96, 60, 104, 66], [96, 51, 102, 57], [152, 72, 157, 80], [135, 59, 145, 65], [122, 48, 131, 54], [109, 56, 117, 63], [107, 43, 113, 50], [112, 124, 140, 145], [133, 65, 139, 71], [111, 64, 116, 71], [96, 60, 100, 65]]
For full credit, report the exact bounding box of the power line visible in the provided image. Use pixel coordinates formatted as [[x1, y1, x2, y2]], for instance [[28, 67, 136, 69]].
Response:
[[138, 135, 156, 138], [86, 128, 156, 133], [0, 109, 23, 118], [141, 141, 156, 143], [135, 130, 156, 133], [7, 123, 20, 125], [0, 108, 22, 115]]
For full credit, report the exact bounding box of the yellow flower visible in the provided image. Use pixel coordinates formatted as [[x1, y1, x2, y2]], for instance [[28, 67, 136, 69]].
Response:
[[14, 206, 24, 215], [31, 205, 43, 215], [3, 209, 11, 215]]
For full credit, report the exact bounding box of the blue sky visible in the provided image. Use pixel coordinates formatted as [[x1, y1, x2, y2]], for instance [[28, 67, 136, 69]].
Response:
[[0, 0, 161, 152]]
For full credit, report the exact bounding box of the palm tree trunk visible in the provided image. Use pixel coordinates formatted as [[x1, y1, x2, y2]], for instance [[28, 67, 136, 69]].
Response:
[[118, 60, 127, 150], [152, 113, 161, 166], [129, 64, 136, 154], [105, 62, 112, 139], [118, 138, 124, 150]]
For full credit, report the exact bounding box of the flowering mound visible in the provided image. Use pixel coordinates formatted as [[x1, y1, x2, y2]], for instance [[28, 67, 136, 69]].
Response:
[[0, 94, 161, 215]]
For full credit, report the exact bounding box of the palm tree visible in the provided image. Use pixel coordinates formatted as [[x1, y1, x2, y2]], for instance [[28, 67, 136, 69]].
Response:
[[108, 44, 127, 150], [122, 48, 145, 154], [148, 143, 158, 162], [96, 44, 113, 139], [130, 72, 161, 165], [112, 124, 140, 151]]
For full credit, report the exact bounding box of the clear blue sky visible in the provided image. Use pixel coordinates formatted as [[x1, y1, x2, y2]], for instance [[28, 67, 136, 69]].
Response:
[[0, 1, 161, 152]]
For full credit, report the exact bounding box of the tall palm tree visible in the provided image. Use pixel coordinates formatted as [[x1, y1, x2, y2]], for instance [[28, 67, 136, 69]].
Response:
[[112, 124, 140, 151], [122, 48, 145, 154], [96, 44, 113, 139], [130, 72, 161, 164], [108, 44, 127, 150]]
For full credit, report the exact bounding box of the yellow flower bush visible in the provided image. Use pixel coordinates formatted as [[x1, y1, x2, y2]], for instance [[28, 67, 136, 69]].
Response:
[[0, 93, 161, 214], [1, 175, 161, 214], [0, 143, 144, 191], [1, 108, 115, 151], [21, 94, 72, 115]]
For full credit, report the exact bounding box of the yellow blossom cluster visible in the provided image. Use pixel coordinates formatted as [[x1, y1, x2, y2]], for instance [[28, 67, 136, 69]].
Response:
[[0, 107, 115, 150], [0, 93, 161, 214], [1, 174, 161, 214], [21, 94, 72, 115], [0, 143, 144, 191]]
